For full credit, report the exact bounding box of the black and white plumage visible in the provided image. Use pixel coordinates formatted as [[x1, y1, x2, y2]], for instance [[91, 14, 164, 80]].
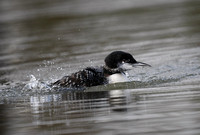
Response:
[[53, 51, 151, 88], [53, 67, 107, 88]]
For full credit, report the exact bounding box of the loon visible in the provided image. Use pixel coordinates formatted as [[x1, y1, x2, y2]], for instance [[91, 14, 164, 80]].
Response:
[[53, 51, 151, 88]]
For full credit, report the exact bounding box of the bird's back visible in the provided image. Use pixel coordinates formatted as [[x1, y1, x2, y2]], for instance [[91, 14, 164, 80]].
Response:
[[53, 67, 107, 88]]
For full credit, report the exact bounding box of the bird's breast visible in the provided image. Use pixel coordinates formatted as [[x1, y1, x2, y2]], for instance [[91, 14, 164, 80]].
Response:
[[107, 73, 130, 84]]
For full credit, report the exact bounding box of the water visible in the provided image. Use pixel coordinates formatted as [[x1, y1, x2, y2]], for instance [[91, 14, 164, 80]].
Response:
[[0, 0, 200, 134]]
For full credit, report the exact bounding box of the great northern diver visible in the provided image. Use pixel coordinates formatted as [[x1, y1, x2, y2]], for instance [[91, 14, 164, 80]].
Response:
[[53, 51, 151, 88]]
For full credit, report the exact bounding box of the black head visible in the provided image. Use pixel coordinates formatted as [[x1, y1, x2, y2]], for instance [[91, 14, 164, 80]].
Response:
[[104, 51, 151, 69]]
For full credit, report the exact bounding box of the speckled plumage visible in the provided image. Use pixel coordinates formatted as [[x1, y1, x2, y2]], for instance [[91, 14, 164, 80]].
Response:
[[53, 67, 107, 88]]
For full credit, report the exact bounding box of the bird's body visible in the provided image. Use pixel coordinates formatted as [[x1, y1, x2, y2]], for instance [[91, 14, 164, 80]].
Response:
[[53, 66, 107, 88], [53, 51, 150, 88]]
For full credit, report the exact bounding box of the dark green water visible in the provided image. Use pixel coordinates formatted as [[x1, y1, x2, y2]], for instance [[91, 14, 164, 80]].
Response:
[[0, 0, 200, 134]]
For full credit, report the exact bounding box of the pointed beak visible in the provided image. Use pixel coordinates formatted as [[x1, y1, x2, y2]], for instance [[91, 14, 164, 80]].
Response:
[[132, 61, 151, 67]]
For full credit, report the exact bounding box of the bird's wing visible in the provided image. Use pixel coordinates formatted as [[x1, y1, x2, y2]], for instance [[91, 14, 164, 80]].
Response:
[[52, 67, 105, 88]]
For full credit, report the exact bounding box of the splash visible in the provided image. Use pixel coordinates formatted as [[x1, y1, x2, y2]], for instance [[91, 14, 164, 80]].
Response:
[[22, 74, 85, 94], [23, 75, 52, 93]]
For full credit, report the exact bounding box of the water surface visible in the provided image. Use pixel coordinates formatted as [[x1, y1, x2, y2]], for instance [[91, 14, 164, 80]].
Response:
[[0, 0, 200, 135]]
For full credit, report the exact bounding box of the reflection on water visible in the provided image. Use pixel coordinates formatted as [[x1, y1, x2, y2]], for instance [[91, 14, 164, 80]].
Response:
[[0, 0, 200, 134], [30, 89, 132, 115], [28, 90, 130, 134], [1, 86, 200, 135], [6, 90, 139, 133]]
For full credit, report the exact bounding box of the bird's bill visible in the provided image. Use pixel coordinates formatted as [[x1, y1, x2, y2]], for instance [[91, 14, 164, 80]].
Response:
[[119, 61, 151, 71], [132, 61, 151, 67]]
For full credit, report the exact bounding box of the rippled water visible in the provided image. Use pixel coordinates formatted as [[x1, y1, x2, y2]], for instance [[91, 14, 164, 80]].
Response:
[[0, 0, 200, 135]]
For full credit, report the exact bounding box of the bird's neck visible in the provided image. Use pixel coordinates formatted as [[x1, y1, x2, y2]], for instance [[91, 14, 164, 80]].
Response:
[[103, 65, 125, 77]]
